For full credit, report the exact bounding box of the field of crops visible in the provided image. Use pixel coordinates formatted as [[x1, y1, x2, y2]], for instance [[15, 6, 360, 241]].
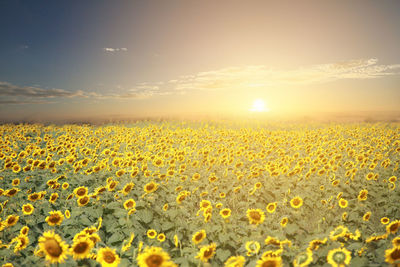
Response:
[[0, 121, 399, 267]]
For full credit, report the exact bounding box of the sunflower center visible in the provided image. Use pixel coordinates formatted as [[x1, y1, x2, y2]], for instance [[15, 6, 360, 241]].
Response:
[[268, 205, 275, 211], [293, 199, 300, 206], [7, 217, 16, 225], [390, 223, 399, 232], [145, 255, 164, 267], [9, 189, 17, 195], [391, 248, 400, 260], [261, 260, 278, 267], [195, 234, 203, 241], [332, 251, 346, 263], [250, 211, 261, 220], [77, 188, 86, 196], [103, 251, 116, 263], [49, 215, 61, 224], [147, 184, 155, 191], [45, 239, 62, 257], [126, 201, 134, 208], [203, 248, 213, 258], [24, 206, 32, 212], [74, 242, 89, 254], [80, 197, 89, 204], [124, 185, 132, 192]]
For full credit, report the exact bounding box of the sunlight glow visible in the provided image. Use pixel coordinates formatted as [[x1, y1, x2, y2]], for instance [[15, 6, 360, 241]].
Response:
[[250, 99, 269, 112]]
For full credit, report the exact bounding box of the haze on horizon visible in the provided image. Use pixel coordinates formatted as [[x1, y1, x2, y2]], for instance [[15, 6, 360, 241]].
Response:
[[1, 0, 400, 123]]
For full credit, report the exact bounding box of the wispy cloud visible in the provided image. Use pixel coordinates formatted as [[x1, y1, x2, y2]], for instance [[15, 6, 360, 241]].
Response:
[[2, 58, 399, 105], [0, 82, 85, 98], [0, 81, 154, 105], [135, 58, 400, 94], [103, 47, 128, 52]]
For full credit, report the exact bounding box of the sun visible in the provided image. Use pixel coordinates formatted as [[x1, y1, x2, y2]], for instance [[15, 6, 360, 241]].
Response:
[[250, 99, 269, 112]]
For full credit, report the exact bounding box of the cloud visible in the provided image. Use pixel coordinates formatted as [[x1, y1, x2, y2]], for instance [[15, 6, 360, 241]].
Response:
[[103, 47, 128, 52], [127, 58, 400, 95], [0, 82, 85, 98], [0, 99, 51, 105], [2, 58, 399, 105], [0, 82, 87, 105]]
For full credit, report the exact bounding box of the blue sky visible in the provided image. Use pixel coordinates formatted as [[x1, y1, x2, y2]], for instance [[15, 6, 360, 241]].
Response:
[[1, 0, 400, 121]]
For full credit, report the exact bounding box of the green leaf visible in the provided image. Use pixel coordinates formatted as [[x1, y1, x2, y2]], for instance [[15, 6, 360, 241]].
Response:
[[216, 248, 231, 262], [161, 221, 175, 231], [108, 232, 122, 245], [137, 209, 153, 224]]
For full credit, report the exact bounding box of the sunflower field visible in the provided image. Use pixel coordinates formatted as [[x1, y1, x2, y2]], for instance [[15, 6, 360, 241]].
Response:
[[0, 121, 399, 267]]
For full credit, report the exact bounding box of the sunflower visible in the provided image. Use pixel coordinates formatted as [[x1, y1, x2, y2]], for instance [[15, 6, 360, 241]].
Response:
[[224, 255, 245, 267], [77, 195, 90, 207], [96, 247, 120, 267], [308, 238, 327, 251], [22, 203, 34, 215], [366, 232, 388, 243], [220, 208, 231, 219], [162, 204, 168, 211], [174, 235, 179, 248], [290, 197, 303, 209], [115, 169, 126, 177], [247, 209, 265, 225], [12, 235, 29, 253], [196, 243, 216, 263], [363, 211, 371, 221], [74, 186, 88, 197], [123, 199, 136, 210], [157, 233, 166, 243], [280, 217, 288, 228], [357, 189, 368, 201], [12, 178, 20, 186], [122, 233, 135, 252], [255, 255, 283, 267], [392, 236, 400, 247], [245, 241, 260, 255], [327, 247, 351, 267], [5, 188, 19, 197], [266, 202, 277, 213], [38, 231, 69, 264], [342, 212, 348, 221], [338, 198, 348, 208], [385, 246, 400, 265], [329, 225, 348, 241], [65, 209, 71, 218], [45, 211, 64, 226], [200, 200, 211, 210], [137, 246, 176, 267], [387, 220, 400, 235], [62, 182, 69, 190], [381, 217, 390, 225], [121, 182, 134, 195], [5, 215, 19, 227], [28, 192, 40, 201], [293, 250, 313, 267], [144, 181, 159, 194], [192, 230, 206, 245], [20, 226, 29, 235], [147, 229, 157, 239], [49, 193, 59, 203], [70, 237, 94, 260]]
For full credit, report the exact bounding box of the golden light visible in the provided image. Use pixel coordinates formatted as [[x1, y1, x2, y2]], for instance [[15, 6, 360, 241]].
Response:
[[250, 99, 269, 112]]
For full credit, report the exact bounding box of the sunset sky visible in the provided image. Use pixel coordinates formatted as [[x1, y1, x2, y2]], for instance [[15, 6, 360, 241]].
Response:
[[1, 0, 400, 122]]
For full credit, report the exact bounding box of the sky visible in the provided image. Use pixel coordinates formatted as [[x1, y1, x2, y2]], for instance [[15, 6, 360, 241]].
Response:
[[1, 0, 400, 122]]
